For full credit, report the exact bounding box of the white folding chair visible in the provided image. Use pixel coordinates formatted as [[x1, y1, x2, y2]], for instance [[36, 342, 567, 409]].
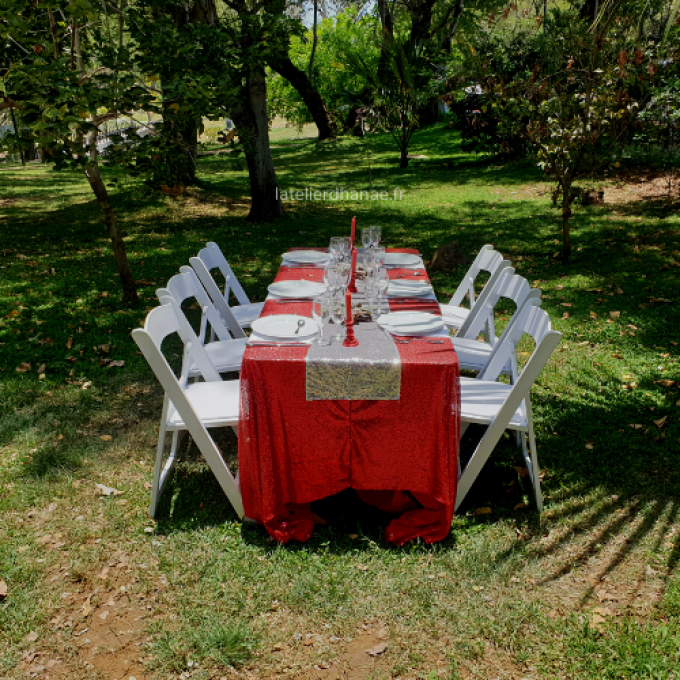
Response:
[[156, 268, 247, 377], [439, 244, 511, 337], [455, 301, 561, 512], [190, 242, 265, 329], [132, 304, 244, 519], [451, 268, 542, 379]]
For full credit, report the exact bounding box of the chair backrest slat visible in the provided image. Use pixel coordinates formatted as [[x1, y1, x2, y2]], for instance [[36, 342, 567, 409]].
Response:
[[188, 258, 247, 339], [200, 242, 250, 306], [449, 245, 509, 307]]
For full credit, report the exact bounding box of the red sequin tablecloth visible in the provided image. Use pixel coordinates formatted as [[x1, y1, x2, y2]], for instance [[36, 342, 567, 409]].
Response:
[[237, 250, 460, 545]]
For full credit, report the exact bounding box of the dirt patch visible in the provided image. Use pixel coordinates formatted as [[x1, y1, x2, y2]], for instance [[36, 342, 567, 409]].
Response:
[[605, 171, 680, 205], [294, 625, 390, 680]]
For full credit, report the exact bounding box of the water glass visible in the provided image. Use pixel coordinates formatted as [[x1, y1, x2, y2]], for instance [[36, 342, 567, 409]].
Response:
[[375, 268, 390, 317], [364, 275, 379, 319], [340, 236, 352, 259], [373, 246, 386, 268], [361, 228, 373, 250], [370, 226, 382, 247], [329, 237, 344, 261], [311, 295, 331, 346]]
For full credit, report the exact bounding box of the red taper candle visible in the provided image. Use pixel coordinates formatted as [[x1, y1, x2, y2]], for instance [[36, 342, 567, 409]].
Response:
[[350, 215, 356, 247], [343, 289, 359, 347], [348, 245, 358, 293]]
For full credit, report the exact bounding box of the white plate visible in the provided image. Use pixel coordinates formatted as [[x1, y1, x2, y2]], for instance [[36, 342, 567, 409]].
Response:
[[282, 250, 329, 265], [378, 312, 444, 335], [387, 281, 433, 297], [251, 314, 318, 340], [268, 280, 326, 299], [383, 253, 422, 267]]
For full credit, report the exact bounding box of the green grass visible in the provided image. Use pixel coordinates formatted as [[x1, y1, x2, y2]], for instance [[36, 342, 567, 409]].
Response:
[[1, 124, 679, 679]]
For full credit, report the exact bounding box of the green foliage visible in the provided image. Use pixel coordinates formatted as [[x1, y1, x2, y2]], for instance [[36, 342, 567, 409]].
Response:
[[267, 7, 381, 127]]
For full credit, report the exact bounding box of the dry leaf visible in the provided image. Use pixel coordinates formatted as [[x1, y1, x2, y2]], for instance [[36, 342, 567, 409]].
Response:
[[514, 466, 529, 478], [37, 363, 46, 373], [655, 379, 675, 387], [474, 507, 492, 516], [586, 442, 594, 450], [560, 302, 572, 307], [590, 613, 606, 630], [609, 311, 621, 319], [593, 606, 614, 617], [25, 630, 38, 643], [100, 435, 112, 441], [314, 662, 331, 670], [629, 424, 643, 430], [366, 642, 387, 657], [108, 360, 125, 368], [348, 533, 359, 540], [514, 502, 529, 510], [95, 483, 123, 496], [562, 312, 570, 319], [143, 481, 152, 490], [15, 362, 31, 373], [66, 337, 73, 349], [0, 580, 7, 599], [98, 610, 109, 620], [653, 416, 667, 428]]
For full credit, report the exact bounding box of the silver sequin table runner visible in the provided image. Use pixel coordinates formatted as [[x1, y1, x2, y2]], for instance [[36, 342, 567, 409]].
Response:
[[305, 322, 401, 401]]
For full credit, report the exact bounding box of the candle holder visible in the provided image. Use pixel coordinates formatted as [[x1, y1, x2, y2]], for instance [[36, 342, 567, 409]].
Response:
[[343, 315, 359, 347]]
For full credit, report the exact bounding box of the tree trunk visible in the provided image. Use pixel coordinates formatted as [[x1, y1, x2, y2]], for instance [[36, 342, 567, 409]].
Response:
[[83, 162, 139, 304], [399, 121, 409, 168], [269, 54, 338, 140], [561, 179, 573, 264], [308, 0, 318, 80], [231, 68, 285, 222]]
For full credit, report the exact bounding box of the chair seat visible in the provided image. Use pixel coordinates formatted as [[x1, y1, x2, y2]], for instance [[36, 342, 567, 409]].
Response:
[[452, 337, 512, 375], [190, 337, 247, 376], [459, 377, 527, 431], [439, 303, 470, 329], [168, 380, 240, 429], [231, 302, 265, 328]]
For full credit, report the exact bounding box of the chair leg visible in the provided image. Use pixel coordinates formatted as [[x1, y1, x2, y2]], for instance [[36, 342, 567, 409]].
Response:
[[149, 395, 170, 518], [526, 418, 543, 512]]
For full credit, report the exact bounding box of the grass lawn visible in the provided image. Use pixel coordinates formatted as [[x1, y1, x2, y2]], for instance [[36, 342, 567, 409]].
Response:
[[1, 124, 679, 680]]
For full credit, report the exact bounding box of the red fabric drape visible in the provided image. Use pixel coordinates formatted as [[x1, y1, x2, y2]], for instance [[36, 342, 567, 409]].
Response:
[[237, 250, 460, 545]]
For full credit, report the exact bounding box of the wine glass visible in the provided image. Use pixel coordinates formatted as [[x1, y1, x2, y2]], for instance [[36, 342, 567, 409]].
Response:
[[364, 272, 379, 319], [311, 295, 331, 346], [340, 236, 352, 260], [372, 246, 386, 268], [375, 267, 390, 318], [361, 228, 373, 250], [323, 263, 336, 291], [329, 237, 344, 261], [370, 226, 382, 247], [330, 290, 345, 343], [335, 260, 351, 290]]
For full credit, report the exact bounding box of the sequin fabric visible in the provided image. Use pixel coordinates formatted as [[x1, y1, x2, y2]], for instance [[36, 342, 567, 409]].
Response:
[[238, 248, 460, 545], [306, 322, 401, 401]]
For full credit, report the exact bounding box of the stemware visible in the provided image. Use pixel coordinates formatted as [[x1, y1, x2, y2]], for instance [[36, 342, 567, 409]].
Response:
[[370, 226, 382, 247], [340, 236, 352, 260], [375, 267, 390, 318], [335, 260, 351, 290], [364, 273, 379, 319], [372, 246, 386, 268], [361, 228, 373, 250], [330, 290, 346, 343], [311, 295, 331, 346], [329, 237, 344, 261]]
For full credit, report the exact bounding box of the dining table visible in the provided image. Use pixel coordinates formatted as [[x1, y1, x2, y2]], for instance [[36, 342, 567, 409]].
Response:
[[237, 248, 461, 545]]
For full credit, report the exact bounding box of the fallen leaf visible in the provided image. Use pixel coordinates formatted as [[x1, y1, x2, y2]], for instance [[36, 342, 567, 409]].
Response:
[[655, 379, 675, 387], [612, 353, 624, 359], [314, 662, 331, 670], [560, 302, 572, 307], [95, 483, 123, 496], [609, 311, 620, 319], [562, 312, 570, 319], [474, 507, 492, 516], [514, 466, 529, 478], [143, 481, 152, 490], [653, 416, 667, 428], [25, 630, 38, 643], [100, 435, 112, 441], [629, 424, 643, 429], [366, 642, 387, 657], [98, 610, 109, 620], [107, 360, 125, 368], [37, 363, 46, 373], [0, 580, 6, 599], [586, 442, 594, 450], [81, 381, 92, 390], [15, 362, 31, 373], [548, 608, 561, 619], [348, 533, 359, 540], [66, 337, 73, 349], [514, 502, 529, 510]]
